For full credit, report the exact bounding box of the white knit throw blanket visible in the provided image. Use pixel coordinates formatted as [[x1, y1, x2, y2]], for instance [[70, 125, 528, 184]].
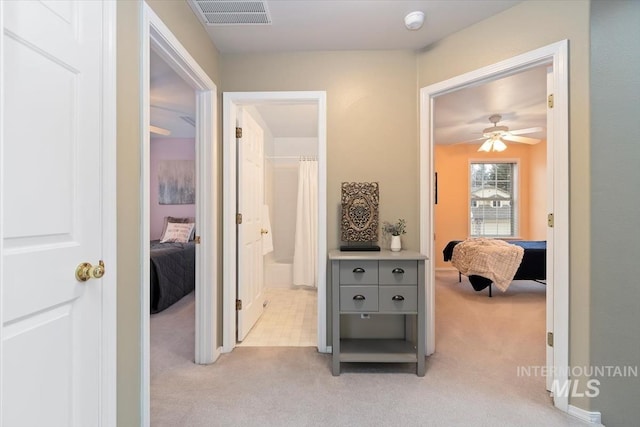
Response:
[[451, 238, 524, 292]]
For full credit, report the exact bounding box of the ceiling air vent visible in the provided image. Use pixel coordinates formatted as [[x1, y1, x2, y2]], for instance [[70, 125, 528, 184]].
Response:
[[189, 0, 272, 25]]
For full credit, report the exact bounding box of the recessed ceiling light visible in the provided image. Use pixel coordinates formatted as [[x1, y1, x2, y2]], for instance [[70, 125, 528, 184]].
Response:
[[404, 11, 424, 31]]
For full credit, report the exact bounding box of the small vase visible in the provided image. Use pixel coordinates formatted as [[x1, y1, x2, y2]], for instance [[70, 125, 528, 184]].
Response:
[[390, 235, 402, 252]]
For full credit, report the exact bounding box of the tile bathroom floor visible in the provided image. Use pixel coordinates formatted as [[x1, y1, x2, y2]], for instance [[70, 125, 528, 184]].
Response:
[[237, 287, 317, 347]]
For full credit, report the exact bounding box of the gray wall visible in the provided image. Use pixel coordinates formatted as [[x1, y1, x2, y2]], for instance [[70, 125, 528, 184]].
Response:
[[590, 1, 640, 425]]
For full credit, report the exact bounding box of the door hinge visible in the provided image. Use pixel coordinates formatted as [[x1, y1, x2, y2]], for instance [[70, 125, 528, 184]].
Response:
[[236, 299, 242, 310], [194, 235, 201, 244], [547, 213, 554, 228], [236, 213, 243, 224], [548, 94, 554, 108], [236, 127, 242, 138], [547, 331, 554, 347]]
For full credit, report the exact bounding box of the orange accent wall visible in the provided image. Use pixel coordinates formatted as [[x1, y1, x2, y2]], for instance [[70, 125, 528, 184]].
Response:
[[528, 140, 547, 240], [435, 141, 547, 268]]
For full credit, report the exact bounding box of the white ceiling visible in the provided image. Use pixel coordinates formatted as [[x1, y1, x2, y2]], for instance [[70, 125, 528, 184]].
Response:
[[150, 51, 196, 140], [254, 103, 319, 138], [192, 0, 522, 53], [434, 65, 547, 145], [151, 0, 547, 146]]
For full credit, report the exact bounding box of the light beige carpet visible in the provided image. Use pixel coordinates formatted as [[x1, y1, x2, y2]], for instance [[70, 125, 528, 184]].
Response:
[[150, 271, 592, 426]]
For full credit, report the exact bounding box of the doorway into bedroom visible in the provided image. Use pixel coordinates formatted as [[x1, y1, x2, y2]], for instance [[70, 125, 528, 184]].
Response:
[[141, 7, 219, 423], [432, 65, 549, 396], [422, 42, 570, 408], [148, 49, 199, 374]]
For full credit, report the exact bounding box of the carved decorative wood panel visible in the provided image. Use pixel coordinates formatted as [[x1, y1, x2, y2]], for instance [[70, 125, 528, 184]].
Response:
[[340, 182, 379, 243]]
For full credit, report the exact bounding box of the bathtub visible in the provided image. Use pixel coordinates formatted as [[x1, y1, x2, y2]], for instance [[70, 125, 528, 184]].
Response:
[[265, 261, 293, 288]]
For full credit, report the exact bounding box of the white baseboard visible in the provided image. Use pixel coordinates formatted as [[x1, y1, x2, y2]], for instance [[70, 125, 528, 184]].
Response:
[[568, 405, 603, 425]]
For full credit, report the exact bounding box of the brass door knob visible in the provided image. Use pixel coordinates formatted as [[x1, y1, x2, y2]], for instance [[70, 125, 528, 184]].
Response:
[[260, 229, 269, 235], [76, 260, 105, 282]]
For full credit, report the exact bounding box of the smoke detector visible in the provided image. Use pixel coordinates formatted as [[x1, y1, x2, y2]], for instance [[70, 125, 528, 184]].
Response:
[[188, 0, 272, 25], [404, 11, 424, 31]]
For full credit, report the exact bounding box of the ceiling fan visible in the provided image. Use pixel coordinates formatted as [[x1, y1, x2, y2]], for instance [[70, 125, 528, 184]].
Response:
[[474, 114, 543, 152]]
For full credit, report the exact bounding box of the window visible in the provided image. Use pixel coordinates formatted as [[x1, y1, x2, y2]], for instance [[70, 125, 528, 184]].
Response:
[[470, 162, 518, 237]]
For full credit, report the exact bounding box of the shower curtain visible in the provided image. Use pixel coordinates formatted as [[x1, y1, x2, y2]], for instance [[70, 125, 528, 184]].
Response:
[[292, 159, 318, 287]]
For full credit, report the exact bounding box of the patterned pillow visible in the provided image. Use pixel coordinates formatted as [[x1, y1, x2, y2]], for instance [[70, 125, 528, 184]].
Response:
[[161, 216, 196, 240], [160, 222, 195, 243]]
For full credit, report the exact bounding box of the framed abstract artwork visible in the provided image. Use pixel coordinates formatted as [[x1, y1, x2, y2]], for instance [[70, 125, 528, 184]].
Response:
[[158, 160, 195, 205]]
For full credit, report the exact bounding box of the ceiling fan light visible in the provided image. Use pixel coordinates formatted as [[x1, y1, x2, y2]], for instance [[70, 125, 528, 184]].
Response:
[[478, 139, 493, 152], [493, 139, 507, 152]]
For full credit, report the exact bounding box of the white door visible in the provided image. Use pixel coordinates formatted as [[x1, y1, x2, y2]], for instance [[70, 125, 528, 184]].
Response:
[[1, 1, 112, 425], [236, 109, 265, 341]]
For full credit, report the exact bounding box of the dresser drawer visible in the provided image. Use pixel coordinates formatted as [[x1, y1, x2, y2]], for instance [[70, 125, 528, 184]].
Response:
[[379, 286, 417, 313], [379, 260, 417, 285], [340, 286, 379, 312], [339, 260, 379, 285]]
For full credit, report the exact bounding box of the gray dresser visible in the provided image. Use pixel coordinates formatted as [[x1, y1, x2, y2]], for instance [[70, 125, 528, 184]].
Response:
[[329, 250, 427, 376]]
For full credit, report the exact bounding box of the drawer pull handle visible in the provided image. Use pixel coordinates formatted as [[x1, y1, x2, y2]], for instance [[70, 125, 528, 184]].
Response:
[[353, 267, 365, 273], [392, 295, 405, 301], [392, 268, 405, 274], [353, 295, 366, 301]]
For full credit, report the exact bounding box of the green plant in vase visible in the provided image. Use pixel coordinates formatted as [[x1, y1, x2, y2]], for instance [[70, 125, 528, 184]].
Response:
[[382, 219, 406, 251]]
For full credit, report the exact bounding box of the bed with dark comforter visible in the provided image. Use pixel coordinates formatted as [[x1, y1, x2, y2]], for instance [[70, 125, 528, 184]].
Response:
[[150, 240, 196, 313], [443, 240, 546, 295]]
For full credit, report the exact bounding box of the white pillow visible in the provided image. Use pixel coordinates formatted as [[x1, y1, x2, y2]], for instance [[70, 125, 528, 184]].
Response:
[[160, 222, 195, 243], [161, 216, 196, 240]]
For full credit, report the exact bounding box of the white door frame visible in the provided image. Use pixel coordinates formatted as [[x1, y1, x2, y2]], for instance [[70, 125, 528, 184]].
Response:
[[0, 1, 117, 424], [141, 4, 219, 426], [419, 40, 569, 411], [100, 3, 118, 422], [222, 91, 328, 353]]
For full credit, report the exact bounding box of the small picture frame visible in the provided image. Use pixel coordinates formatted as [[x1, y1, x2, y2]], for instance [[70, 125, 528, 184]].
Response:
[[434, 172, 438, 205]]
